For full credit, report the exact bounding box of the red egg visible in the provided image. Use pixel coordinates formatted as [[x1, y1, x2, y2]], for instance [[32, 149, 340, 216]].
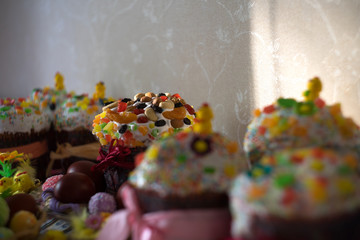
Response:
[[54, 172, 96, 203], [67, 160, 106, 192], [6, 193, 39, 222]]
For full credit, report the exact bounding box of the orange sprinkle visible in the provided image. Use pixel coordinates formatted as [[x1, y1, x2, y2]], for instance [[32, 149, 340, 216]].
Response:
[[329, 103, 341, 116], [293, 126, 307, 136], [339, 125, 354, 139], [253, 108, 261, 117], [168, 128, 174, 135], [258, 126, 267, 135], [138, 126, 149, 136], [93, 116, 101, 124], [101, 118, 110, 124], [226, 141, 238, 154], [248, 185, 267, 200], [16, 109, 24, 115], [105, 134, 112, 143], [65, 102, 73, 107], [344, 154, 358, 169], [96, 132, 104, 139]]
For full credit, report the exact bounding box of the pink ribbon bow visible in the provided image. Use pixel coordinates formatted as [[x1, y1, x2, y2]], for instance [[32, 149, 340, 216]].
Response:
[[92, 139, 133, 172], [97, 184, 232, 240]]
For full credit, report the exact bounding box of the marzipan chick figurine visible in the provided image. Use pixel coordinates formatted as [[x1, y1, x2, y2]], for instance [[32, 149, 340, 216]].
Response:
[[54, 72, 65, 91], [0, 151, 39, 195], [0, 177, 13, 195], [193, 103, 214, 134], [12, 163, 40, 194], [93, 81, 106, 100], [303, 76, 322, 102]]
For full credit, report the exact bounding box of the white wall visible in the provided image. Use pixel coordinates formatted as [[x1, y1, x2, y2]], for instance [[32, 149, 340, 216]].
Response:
[[0, 0, 359, 147]]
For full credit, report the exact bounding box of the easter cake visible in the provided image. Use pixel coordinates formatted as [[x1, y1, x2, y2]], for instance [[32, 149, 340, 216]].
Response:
[[53, 94, 97, 150], [54, 82, 109, 147], [92, 92, 196, 194], [127, 103, 246, 213], [0, 97, 52, 180], [243, 77, 360, 164], [229, 147, 360, 240], [46, 82, 114, 176]]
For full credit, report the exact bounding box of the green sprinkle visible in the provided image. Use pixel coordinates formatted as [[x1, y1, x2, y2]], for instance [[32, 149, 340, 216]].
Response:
[[277, 98, 297, 108], [279, 117, 288, 127], [114, 132, 120, 139], [295, 101, 317, 116], [69, 108, 75, 113], [177, 154, 187, 163], [203, 166, 215, 174], [274, 174, 295, 188], [338, 165, 352, 175], [0, 114, 7, 119], [103, 130, 108, 134], [129, 123, 138, 131], [100, 123, 107, 129], [276, 154, 290, 166], [0, 106, 11, 112], [25, 108, 32, 113], [303, 90, 310, 97], [174, 128, 182, 133], [151, 129, 159, 137]]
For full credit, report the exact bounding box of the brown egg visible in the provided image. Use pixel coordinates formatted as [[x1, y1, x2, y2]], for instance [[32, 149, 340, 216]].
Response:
[[5, 193, 39, 222], [54, 172, 96, 203], [67, 160, 106, 192]]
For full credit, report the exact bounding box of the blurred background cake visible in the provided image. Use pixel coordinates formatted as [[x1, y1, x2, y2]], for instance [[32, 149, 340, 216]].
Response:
[[54, 93, 99, 146], [243, 77, 360, 164], [47, 81, 113, 176], [230, 147, 360, 240], [30, 72, 68, 113], [0, 98, 52, 181]]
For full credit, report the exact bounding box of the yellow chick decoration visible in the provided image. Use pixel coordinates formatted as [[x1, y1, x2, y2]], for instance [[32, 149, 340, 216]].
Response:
[[193, 103, 214, 135], [76, 96, 90, 110], [303, 77, 322, 102], [93, 81, 106, 100], [12, 163, 39, 194], [0, 160, 16, 195], [0, 151, 34, 196], [54, 72, 65, 91], [0, 177, 13, 195]]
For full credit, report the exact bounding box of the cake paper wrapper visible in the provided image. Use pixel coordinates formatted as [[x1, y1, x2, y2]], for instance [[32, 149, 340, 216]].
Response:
[[92, 139, 137, 195], [97, 184, 231, 240]]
